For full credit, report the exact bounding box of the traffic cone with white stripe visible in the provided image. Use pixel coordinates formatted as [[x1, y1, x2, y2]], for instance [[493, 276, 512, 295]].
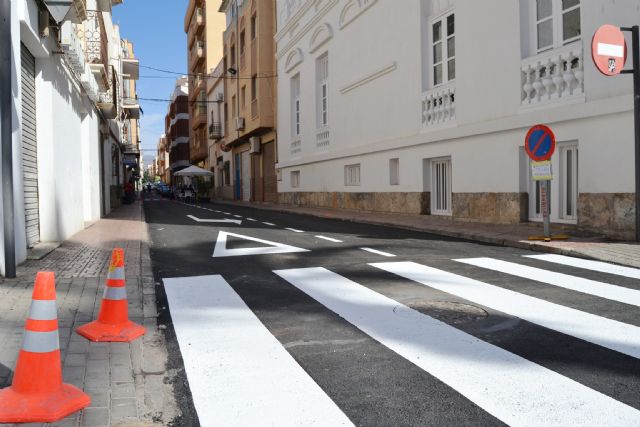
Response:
[[76, 248, 145, 342], [0, 272, 90, 422]]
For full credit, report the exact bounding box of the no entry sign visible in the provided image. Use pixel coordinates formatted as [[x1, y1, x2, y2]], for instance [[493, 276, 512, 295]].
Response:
[[592, 24, 627, 76], [525, 124, 556, 162]]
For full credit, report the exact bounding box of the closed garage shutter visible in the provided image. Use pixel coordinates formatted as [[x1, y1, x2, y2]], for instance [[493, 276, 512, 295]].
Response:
[[21, 43, 40, 247]]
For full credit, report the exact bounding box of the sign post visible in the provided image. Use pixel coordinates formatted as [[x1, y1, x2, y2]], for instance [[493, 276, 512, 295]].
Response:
[[525, 124, 564, 242], [592, 24, 640, 241]]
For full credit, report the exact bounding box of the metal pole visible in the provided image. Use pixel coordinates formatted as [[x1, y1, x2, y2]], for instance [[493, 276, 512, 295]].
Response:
[[0, 0, 16, 278], [542, 180, 551, 240]]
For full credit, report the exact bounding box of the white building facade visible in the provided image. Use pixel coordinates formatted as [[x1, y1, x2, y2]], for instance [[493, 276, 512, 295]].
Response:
[[275, 0, 639, 239], [2, 0, 138, 275]]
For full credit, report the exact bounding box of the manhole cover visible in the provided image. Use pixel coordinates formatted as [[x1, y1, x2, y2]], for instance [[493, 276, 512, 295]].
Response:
[[403, 299, 488, 324]]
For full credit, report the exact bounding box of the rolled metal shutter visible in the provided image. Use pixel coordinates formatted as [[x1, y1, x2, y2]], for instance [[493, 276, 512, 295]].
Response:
[[21, 43, 40, 247]]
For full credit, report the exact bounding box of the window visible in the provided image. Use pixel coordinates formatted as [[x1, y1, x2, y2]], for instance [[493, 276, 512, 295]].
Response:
[[232, 95, 236, 117], [291, 74, 301, 137], [316, 53, 329, 127], [431, 158, 452, 215], [251, 75, 257, 100], [230, 44, 236, 66], [560, 144, 578, 220], [240, 30, 245, 56], [389, 158, 399, 185], [291, 171, 300, 188], [241, 85, 246, 109], [251, 14, 257, 40], [224, 161, 231, 186], [535, 0, 581, 53], [432, 13, 455, 86], [345, 164, 361, 186]]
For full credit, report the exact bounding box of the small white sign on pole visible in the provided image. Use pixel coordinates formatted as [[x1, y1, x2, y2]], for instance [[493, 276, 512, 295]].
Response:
[[531, 161, 553, 181]]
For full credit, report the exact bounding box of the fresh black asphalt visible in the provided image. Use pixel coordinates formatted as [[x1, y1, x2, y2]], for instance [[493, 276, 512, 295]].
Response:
[[143, 194, 640, 426]]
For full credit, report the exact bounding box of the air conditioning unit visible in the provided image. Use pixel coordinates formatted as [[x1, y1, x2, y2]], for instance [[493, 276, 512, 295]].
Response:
[[249, 136, 261, 154], [235, 117, 245, 131], [216, 92, 224, 102]]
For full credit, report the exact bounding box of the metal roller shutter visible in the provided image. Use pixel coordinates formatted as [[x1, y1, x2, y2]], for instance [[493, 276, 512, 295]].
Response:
[[21, 43, 40, 247]]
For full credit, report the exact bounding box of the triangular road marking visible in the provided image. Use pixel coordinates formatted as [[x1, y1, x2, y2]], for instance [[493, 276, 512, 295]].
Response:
[[212, 231, 310, 258]]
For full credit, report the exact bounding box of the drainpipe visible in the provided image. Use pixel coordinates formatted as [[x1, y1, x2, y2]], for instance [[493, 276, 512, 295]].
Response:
[[0, 0, 16, 278]]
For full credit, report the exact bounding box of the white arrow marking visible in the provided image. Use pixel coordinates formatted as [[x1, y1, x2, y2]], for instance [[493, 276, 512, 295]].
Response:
[[212, 231, 309, 257], [187, 215, 242, 225]]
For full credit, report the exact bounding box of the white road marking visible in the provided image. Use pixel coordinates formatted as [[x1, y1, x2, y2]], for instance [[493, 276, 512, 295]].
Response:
[[525, 254, 640, 280], [233, 215, 243, 218], [263, 222, 276, 226], [372, 261, 640, 360], [246, 218, 257, 222], [361, 247, 396, 257], [274, 267, 640, 426], [456, 258, 640, 307], [285, 228, 304, 233], [163, 275, 353, 427], [222, 212, 231, 215], [212, 231, 309, 258], [316, 235, 343, 243], [186, 215, 242, 225]]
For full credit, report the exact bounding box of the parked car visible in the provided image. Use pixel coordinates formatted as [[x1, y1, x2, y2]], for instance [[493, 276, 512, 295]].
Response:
[[158, 183, 171, 197]]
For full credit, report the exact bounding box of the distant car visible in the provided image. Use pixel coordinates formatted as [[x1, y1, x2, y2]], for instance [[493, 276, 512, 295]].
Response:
[[159, 184, 171, 197]]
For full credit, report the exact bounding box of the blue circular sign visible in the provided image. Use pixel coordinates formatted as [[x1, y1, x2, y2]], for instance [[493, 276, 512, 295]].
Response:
[[525, 125, 556, 162]]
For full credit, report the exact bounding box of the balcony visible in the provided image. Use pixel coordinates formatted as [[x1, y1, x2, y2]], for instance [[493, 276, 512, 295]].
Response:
[[316, 129, 330, 148], [190, 40, 205, 68], [44, 0, 86, 23], [422, 81, 456, 129], [83, 11, 110, 90], [123, 143, 140, 155], [123, 98, 141, 120], [191, 104, 208, 130], [209, 123, 223, 140], [97, 66, 117, 119], [122, 58, 139, 80], [189, 74, 206, 101], [521, 42, 584, 107]]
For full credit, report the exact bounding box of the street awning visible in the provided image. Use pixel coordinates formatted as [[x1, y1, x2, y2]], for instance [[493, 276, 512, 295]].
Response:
[[173, 165, 214, 177]]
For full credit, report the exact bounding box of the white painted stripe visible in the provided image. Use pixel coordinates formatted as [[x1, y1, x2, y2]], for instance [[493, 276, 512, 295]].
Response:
[[285, 228, 304, 233], [103, 286, 127, 301], [274, 267, 640, 426], [598, 42, 625, 58], [361, 247, 396, 257], [315, 235, 343, 243], [22, 330, 59, 353], [163, 275, 353, 426], [525, 254, 640, 280], [222, 212, 231, 215], [456, 258, 640, 307], [233, 215, 242, 218], [28, 300, 57, 321], [372, 262, 640, 360], [108, 267, 125, 281], [246, 218, 257, 222], [263, 222, 276, 226]]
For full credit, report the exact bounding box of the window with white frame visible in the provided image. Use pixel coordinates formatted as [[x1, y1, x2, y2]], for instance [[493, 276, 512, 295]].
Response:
[[535, 0, 581, 53], [291, 74, 301, 137], [560, 144, 578, 220], [291, 170, 300, 188], [432, 13, 455, 86], [345, 164, 361, 186], [316, 53, 329, 128], [431, 158, 452, 215], [389, 158, 399, 185]]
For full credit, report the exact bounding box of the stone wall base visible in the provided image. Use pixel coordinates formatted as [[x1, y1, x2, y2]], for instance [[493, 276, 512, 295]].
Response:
[[578, 193, 635, 240], [452, 193, 528, 224], [278, 192, 430, 214]]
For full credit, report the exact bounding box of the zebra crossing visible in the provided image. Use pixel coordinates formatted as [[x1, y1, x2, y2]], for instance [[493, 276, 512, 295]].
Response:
[[163, 252, 640, 426]]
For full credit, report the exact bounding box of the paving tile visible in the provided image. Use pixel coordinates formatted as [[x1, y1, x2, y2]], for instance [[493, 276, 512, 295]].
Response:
[[111, 397, 137, 420], [81, 407, 109, 427]]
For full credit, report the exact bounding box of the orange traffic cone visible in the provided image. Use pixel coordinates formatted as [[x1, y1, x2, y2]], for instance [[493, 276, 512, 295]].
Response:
[[0, 272, 90, 422], [76, 248, 145, 342]]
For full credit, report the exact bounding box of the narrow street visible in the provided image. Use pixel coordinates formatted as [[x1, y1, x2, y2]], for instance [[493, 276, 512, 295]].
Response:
[[144, 195, 640, 426]]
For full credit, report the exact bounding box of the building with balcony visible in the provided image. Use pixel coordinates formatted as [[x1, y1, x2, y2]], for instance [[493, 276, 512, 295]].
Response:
[[2, 0, 137, 275], [121, 38, 142, 191], [156, 135, 170, 184], [220, 0, 278, 203], [207, 58, 233, 199], [275, 0, 639, 240], [166, 77, 191, 183], [185, 0, 226, 169]]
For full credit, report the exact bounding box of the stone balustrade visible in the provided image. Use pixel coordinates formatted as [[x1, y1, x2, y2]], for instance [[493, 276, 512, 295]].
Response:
[[316, 129, 330, 148], [521, 42, 584, 107], [422, 82, 456, 129]]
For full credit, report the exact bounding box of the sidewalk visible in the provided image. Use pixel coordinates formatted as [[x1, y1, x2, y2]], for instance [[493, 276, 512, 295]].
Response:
[[214, 200, 640, 268], [0, 200, 178, 427]]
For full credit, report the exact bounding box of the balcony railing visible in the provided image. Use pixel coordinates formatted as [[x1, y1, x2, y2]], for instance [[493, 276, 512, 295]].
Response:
[[521, 42, 584, 107], [82, 11, 110, 90], [291, 139, 301, 155], [209, 123, 223, 139], [251, 98, 258, 119], [422, 81, 456, 129], [316, 129, 330, 148]]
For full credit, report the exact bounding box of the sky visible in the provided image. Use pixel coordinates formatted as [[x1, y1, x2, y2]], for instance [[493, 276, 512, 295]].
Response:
[[113, 0, 189, 166]]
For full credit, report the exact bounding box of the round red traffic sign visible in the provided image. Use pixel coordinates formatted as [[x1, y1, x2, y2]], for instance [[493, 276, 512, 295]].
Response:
[[525, 124, 556, 162], [592, 24, 627, 76]]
